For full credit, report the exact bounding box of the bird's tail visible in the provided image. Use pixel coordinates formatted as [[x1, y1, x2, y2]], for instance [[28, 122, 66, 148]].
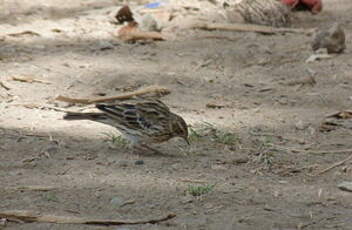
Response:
[[63, 112, 107, 121]]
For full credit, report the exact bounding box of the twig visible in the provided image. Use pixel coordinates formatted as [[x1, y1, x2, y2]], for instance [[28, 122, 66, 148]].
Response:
[[12, 76, 51, 84], [56, 85, 171, 104], [7, 31, 40, 37], [192, 22, 313, 35], [5, 186, 56, 192], [306, 149, 352, 155], [0, 81, 11, 90], [120, 199, 136, 207], [0, 210, 175, 226], [315, 153, 352, 176]]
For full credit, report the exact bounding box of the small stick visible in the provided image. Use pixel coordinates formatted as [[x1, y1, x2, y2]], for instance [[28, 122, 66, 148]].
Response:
[[56, 85, 171, 104], [306, 149, 352, 155], [0, 81, 11, 90], [178, 179, 208, 184], [0, 210, 175, 225], [192, 22, 313, 35], [119, 30, 165, 42], [315, 153, 352, 176], [5, 186, 56, 192], [12, 76, 51, 84], [120, 199, 136, 207], [7, 30, 40, 37]]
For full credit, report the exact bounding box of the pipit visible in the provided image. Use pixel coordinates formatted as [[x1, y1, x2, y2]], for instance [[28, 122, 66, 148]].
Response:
[[63, 99, 189, 154]]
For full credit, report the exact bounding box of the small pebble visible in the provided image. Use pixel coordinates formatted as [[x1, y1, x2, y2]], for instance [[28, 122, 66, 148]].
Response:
[[135, 160, 144, 165], [117, 160, 129, 167], [110, 197, 124, 206]]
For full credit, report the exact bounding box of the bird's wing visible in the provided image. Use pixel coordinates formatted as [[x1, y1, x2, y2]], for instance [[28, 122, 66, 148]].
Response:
[[96, 100, 170, 134]]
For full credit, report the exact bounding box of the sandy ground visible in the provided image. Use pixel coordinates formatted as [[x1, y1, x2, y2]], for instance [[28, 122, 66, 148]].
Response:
[[1, 0, 352, 229]]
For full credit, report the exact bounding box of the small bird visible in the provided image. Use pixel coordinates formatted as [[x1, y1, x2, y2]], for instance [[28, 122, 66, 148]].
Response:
[[63, 99, 189, 154]]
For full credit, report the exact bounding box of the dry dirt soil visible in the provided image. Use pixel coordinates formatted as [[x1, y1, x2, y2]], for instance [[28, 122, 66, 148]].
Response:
[[1, 0, 352, 229]]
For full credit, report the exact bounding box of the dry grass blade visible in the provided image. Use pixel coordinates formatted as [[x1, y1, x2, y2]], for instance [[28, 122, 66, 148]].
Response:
[[5, 186, 56, 192], [56, 85, 171, 104], [307, 149, 352, 155], [0, 81, 11, 90], [0, 210, 175, 225], [315, 153, 352, 176], [12, 76, 51, 84], [193, 22, 313, 35], [7, 30, 40, 37]]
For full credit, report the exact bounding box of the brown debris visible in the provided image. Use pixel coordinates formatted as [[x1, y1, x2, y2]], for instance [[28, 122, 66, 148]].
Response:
[[7, 31, 41, 37], [5, 185, 57, 192], [206, 102, 228, 109], [116, 22, 165, 42], [115, 5, 134, 24], [0, 210, 176, 226], [283, 76, 316, 87]]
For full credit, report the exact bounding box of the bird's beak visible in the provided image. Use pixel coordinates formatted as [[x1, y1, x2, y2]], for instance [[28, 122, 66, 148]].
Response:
[[184, 137, 190, 145]]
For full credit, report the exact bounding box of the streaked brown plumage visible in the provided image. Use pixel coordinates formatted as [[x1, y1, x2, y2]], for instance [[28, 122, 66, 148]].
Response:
[[63, 99, 189, 154]]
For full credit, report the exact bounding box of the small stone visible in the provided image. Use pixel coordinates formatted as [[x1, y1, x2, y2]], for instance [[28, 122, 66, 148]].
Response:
[[110, 197, 124, 206], [295, 120, 307, 130], [171, 163, 181, 170], [97, 40, 114, 50], [135, 160, 144, 165], [117, 160, 129, 167], [338, 181, 352, 192], [181, 195, 193, 204]]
